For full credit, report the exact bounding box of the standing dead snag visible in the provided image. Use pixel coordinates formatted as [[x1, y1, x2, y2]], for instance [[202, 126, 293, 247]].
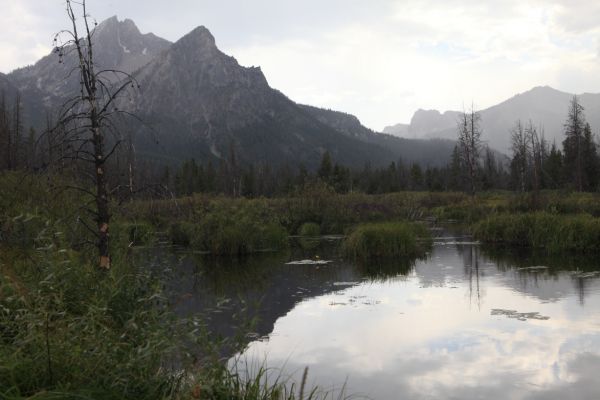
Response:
[[51, 0, 139, 269], [457, 105, 482, 196]]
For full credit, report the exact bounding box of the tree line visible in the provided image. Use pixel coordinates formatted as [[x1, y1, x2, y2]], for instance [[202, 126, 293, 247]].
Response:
[[4, 90, 599, 200], [169, 96, 598, 197]]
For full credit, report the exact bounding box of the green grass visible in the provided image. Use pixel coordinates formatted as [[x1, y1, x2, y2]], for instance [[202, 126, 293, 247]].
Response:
[[0, 218, 327, 400], [297, 222, 321, 237], [473, 212, 600, 253], [343, 221, 430, 260]]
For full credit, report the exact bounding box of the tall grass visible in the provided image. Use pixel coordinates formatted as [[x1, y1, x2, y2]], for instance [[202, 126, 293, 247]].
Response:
[[0, 236, 189, 398], [297, 222, 321, 237], [473, 212, 600, 253], [343, 221, 430, 260], [164, 201, 289, 255], [0, 219, 335, 399]]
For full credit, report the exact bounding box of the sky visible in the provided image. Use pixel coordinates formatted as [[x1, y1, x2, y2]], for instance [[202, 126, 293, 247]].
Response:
[[1, 0, 600, 130]]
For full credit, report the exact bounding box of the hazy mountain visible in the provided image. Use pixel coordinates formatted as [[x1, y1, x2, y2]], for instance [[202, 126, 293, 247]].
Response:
[[127, 25, 421, 167], [389, 86, 600, 153], [10, 16, 170, 98], [1, 17, 454, 169], [382, 123, 410, 137], [301, 106, 456, 165], [3, 16, 171, 129]]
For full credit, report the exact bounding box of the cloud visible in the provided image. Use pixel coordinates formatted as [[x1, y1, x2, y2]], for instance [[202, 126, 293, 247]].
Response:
[[2, 0, 600, 129]]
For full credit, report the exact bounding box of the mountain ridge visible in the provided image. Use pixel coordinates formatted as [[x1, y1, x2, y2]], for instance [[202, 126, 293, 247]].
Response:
[[386, 86, 600, 152], [1, 17, 454, 168]]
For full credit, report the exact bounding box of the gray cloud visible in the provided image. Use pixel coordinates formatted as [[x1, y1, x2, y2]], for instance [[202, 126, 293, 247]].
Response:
[[2, 0, 600, 129]]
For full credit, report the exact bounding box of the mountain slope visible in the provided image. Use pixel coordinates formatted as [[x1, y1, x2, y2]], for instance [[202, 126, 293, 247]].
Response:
[[390, 86, 600, 153], [127, 26, 429, 168], [301, 105, 454, 166], [2, 17, 455, 169]]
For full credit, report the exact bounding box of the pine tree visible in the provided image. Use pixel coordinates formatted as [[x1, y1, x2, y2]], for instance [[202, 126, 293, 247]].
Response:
[[448, 145, 462, 191], [544, 142, 563, 188], [318, 151, 333, 182], [582, 123, 599, 191]]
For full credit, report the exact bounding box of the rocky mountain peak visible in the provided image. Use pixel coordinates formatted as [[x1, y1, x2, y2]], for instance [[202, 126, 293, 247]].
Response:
[[172, 25, 218, 55]]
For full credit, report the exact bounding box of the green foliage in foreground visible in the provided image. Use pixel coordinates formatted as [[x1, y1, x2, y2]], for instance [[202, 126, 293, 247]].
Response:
[[473, 212, 600, 253], [0, 247, 188, 398], [343, 221, 430, 260], [0, 231, 336, 399]]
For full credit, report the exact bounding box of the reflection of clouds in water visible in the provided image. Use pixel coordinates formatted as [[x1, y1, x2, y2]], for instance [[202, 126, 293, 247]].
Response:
[[238, 246, 600, 399]]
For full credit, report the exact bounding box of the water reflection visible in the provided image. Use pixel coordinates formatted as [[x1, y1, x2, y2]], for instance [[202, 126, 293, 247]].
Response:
[[148, 231, 600, 399]]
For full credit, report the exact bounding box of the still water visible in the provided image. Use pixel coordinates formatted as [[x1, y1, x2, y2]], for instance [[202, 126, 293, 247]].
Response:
[[157, 230, 600, 399]]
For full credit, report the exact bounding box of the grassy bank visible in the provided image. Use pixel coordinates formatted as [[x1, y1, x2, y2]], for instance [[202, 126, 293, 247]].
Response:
[[0, 173, 338, 399], [473, 212, 600, 253]]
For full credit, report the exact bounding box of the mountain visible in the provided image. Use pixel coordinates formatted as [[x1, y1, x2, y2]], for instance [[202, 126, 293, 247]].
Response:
[[4, 16, 171, 129], [382, 123, 410, 137], [1, 17, 454, 169], [10, 16, 170, 98], [388, 86, 600, 153], [301, 106, 455, 165]]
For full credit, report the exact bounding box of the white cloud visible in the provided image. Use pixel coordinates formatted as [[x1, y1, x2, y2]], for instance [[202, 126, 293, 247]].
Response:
[[2, 0, 600, 129], [229, 0, 600, 129]]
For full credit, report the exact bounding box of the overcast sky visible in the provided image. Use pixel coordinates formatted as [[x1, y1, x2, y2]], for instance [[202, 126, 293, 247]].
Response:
[[1, 0, 600, 130]]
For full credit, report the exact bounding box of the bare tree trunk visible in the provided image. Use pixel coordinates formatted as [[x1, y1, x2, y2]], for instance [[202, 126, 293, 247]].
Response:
[[92, 111, 111, 269]]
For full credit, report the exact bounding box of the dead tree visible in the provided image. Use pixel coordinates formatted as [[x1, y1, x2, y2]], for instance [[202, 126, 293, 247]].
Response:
[[50, 0, 139, 269], [457, 105, 482, 196]]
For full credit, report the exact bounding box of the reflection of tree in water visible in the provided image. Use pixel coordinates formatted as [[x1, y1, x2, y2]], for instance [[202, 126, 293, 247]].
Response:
[[480, 245, 600, 306], [456, 244, 483, 310], [190, 252, 289, 296]]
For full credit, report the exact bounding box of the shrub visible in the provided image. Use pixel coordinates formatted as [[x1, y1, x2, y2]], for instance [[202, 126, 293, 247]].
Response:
[[164, 200, 289, 255], [343, 221, 430, 260], [473, 212, 600, 253], [297, 222, 321, 237], [169, 221, 196, 246], [112, 221, 155, 247]]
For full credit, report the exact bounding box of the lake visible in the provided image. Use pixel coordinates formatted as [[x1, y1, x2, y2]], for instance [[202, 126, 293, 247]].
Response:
[[154, 228, 600, 399]]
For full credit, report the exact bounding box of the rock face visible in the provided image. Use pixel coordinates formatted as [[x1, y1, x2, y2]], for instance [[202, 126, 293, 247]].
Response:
[[387, 86, 600, 153], [4, 16, 171, 128], [382, 123, 410, 138], [1, 17, 454, 168], [10, 16, 170, 94]]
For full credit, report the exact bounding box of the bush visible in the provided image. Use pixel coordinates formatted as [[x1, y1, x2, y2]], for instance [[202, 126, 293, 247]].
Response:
[[343, 221, 430, 260], [473, 212, 600, 253], [0, 232, 191, 398], [169, 221, 196, 246], [297, 222, 320, 237], [191, 205, 289, 255], [112, 221, 155, 247]]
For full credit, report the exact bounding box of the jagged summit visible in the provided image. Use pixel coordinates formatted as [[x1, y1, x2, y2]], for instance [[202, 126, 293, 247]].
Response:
[[1, 17, 457, 169], [184, 26, 216, 45], [8, 15, 171, 112]]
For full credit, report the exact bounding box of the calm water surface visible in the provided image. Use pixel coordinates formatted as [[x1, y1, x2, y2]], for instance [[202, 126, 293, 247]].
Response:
[[158, 229, 600, 399]]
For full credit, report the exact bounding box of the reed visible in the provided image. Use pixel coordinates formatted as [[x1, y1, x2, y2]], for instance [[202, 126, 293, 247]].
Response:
[[343, 221, 430, 260]]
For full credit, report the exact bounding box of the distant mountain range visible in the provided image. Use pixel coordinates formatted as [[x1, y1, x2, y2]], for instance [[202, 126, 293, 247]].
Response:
[[0, 16, 456, 169], [384, 86, 600, 153], [4, 16, 596, 168]]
